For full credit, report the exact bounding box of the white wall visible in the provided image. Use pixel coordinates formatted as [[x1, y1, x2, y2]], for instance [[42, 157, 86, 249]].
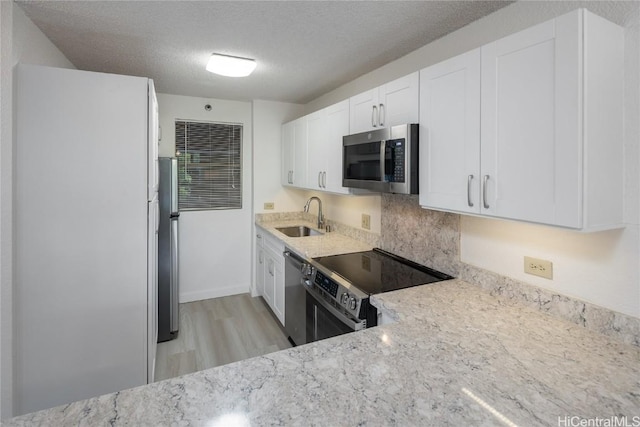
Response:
[[301, 1, 640, 318], [290, 190, 382, 234], [0, 3, 75, 419], [157, 93, 253, 302], [12, 6, 75, 69], [252, 100, 306, 214]]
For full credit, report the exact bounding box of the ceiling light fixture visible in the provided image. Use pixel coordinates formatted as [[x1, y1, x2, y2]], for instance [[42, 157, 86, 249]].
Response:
[[206, 53, 257, 77]]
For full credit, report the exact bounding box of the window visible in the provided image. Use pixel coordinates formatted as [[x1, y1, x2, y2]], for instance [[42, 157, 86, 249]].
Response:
[[175, 120, 242, 210]]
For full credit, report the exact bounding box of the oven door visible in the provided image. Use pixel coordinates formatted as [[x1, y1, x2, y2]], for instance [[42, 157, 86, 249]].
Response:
[[305, 286, 364, 343]]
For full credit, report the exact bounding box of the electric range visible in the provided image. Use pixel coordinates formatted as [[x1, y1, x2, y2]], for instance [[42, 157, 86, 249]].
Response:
[[296, 248, 453, 344]]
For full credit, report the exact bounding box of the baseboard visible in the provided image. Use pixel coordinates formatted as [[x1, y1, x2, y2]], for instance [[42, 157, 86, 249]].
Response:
[[179, 284, 250, 303]]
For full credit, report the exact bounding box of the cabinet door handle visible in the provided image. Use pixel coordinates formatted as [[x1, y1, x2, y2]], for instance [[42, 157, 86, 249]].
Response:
[[379, 103, 385, 126], [291, 171, 294, 184], [483, 175, 490, 209], [322, 171, 326, 188], [467, 175, 474, 207], [372, 105, 378, 127], [318, 171, 322, 188]]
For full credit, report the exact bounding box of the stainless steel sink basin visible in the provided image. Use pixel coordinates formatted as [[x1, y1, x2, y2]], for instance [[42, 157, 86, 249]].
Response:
[[276, 225, 323, 238]]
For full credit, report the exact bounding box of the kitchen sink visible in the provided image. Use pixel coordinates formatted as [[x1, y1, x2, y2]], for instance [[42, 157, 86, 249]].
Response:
[[276, 225, 323, 238]]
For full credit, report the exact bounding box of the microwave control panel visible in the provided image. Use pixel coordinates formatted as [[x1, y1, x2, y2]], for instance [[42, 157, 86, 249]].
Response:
[[386, 139, 405, 183]]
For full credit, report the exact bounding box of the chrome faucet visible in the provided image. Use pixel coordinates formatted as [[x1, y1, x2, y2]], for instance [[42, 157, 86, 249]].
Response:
[[304, 196, 324, 229]]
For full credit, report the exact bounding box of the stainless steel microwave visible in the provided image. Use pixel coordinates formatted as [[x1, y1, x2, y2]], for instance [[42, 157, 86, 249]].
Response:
[[342, 123, 418, 194]]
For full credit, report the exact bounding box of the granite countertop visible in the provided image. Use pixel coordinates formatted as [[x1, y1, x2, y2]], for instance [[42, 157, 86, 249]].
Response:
[[5, 276, 639, 426], [255, 218, 373, 258]]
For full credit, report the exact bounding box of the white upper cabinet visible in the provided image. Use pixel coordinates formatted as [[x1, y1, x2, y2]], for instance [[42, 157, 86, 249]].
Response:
[[419, 9, 623, 231], [381, 72, 420, 128], [281, 120, 295, 186], [281, 116, 308, 188], [324, 100, 351, 194], [307, 100, 351, 194], [349, 87, 378, 133], [285, 100, 351, 194], [349, 72, 419, 133], [419, 49, 481, 214], [293, 117, 308, 188], [306, 108, 328, 190]]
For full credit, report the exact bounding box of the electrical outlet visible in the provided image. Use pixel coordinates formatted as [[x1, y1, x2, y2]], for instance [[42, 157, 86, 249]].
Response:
[[524, 256, 553, 280], [361, 214, 371, 230], [263, 202, 275, 210]]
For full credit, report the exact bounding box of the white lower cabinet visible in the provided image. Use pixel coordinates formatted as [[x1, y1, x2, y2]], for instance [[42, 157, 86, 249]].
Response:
[[255, 227, 285, 326], [264, 257, 275, 306], [419, 9, 623, 231], [255, 233, 265, 298], [273, 261, 285, 325]]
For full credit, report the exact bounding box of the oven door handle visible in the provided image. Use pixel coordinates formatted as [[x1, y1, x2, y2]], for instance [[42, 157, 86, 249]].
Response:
[[304, 284, 365, 331]]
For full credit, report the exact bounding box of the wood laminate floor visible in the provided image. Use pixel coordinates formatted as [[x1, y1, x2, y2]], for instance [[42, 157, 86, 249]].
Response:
[[154, 293, 292, 382]]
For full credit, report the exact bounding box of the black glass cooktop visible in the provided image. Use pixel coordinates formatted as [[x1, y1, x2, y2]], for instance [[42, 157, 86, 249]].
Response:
[[313, 248, 453, 295]]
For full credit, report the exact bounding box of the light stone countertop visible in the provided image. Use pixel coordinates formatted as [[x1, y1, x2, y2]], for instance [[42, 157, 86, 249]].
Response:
[[4, 278, 639, 426], [255, 218, 373, 258], [4, 223, 639, 426]]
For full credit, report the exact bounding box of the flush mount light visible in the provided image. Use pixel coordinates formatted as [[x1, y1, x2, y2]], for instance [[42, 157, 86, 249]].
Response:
[[206, 53, 257, 77]]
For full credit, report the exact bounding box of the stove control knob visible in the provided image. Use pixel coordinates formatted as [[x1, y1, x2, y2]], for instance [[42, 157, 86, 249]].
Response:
[[341, 293, 349, 305], [349, 297, 357, 310], [301, 264, 313, 277]]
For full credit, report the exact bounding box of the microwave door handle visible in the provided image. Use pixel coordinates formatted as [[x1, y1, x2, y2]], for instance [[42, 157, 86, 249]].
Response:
[[380, 140, 386, 182]]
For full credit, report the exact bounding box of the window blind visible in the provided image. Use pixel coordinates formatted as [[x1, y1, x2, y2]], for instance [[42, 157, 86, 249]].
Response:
[[175, 120, 242, 210]]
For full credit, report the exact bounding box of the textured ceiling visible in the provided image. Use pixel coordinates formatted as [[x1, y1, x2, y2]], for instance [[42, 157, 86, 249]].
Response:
[[16, 1, 513, 104]]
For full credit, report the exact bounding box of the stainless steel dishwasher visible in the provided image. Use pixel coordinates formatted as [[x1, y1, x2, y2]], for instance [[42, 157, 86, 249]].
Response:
[[283, 249, 309, 346]]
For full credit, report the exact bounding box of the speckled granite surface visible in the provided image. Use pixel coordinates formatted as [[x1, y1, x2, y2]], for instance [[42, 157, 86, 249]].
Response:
[[5, 279, 639, 426], [255, 217, 373, 258], [459, 263, 640, 347], [380, 194, 640, 347]]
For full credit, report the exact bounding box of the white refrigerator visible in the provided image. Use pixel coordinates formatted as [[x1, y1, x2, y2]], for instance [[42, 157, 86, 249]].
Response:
[[15, 65, 159, 415]]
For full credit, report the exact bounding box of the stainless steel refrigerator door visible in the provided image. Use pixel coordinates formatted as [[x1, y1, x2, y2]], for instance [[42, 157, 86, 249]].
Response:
[[170, 217, 179, 333], [158, 157, 179, 342], [170, 158, 179, 214]]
